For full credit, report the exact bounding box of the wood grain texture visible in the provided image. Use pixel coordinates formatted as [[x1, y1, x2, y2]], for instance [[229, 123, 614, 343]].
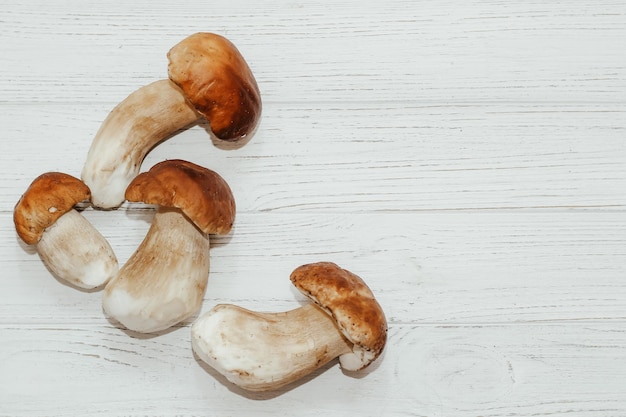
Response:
[[3, 322, 626, 416], [2, 102, 625, 212], [1, 1, 625, 416]]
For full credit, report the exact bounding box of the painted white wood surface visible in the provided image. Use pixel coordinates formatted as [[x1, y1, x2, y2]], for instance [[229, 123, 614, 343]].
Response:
[[1, 1, 626, 416]]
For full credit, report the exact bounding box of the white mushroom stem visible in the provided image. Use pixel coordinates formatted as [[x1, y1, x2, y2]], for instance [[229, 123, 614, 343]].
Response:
[[191, 303, 354, 391], [102, 207, 210, 333], [37, 209, 118, 289], [81, 80, 200, 209]]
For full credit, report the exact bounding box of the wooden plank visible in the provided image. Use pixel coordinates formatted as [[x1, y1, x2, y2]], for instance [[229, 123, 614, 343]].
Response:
[[3, 210, 625, 325], [2, 102, 625, 212], [1, 322, 626, 416], [1, 1, 625, 104]]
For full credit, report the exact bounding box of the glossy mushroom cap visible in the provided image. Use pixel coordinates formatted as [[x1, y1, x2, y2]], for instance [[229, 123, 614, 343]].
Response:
[[14, 172, 91, 245], [125, 159, 236, 235], [167, 32, 262, 141], [290, 262, 388, 371]]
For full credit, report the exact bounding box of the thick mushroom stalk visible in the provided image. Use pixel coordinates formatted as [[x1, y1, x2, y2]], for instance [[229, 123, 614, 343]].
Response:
[[102, 159, 236, 333], [81, 80, 199, 209], [192, 303, 353, 392], [13, 172, 118, 289], [192, 262, 387, 391], [103, 207, 210, 333], [82, 32, 261, 209]]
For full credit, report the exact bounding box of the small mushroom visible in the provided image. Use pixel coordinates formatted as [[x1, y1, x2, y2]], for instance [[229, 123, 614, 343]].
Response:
[[191, 262, 387, 391], [13, 172, 118, 289], [82, 32, 261, 209], [102, 159, 235, 333]]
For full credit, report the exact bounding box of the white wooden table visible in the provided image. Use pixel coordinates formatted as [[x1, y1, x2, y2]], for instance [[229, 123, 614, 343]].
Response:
[[2, 1, 626, 416]]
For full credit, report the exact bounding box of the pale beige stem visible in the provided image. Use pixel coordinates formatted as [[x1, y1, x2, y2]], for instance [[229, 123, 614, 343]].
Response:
[[82, 79, 201, 209], [37, 209, 118, 289], [192, 303, 354, 391], [103, 207, 210, 333]]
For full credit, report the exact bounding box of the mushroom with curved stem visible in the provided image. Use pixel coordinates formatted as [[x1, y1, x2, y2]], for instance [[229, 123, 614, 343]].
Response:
[[82, 32, 261, 209], [102, 159, 236, 334], [191, 262, 388, 391], [13, 172, 119, 289]]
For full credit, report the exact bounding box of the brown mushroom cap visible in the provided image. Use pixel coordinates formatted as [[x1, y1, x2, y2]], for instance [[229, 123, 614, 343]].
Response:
[[167, 32, 261, 141], [14, 172, 91, 245], [290, 262, 388, 371], [125, 159, 235, 235]]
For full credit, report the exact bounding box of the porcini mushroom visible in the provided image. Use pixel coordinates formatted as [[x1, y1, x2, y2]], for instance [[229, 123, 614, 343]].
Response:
[[82, 32, 261, 209], [13, 172, 118, 289], [191, 262, 387, 391], [102, 159, 235, 333]]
